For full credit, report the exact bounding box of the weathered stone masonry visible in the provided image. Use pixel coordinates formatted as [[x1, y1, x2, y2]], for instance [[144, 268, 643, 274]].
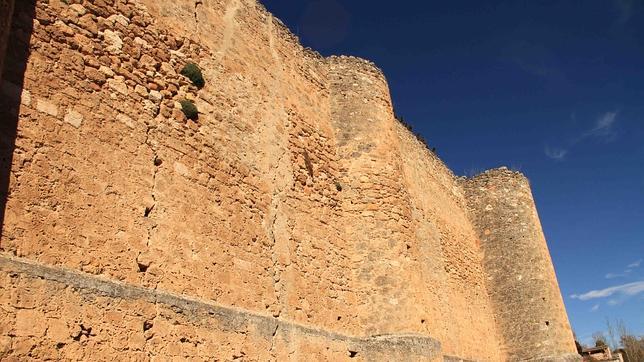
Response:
[[0, 0, 578, 360]]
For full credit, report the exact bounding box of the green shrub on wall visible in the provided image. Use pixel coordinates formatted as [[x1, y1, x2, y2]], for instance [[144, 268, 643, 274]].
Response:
[[180, 62, 205, 89], [180, 99, 199, 121]]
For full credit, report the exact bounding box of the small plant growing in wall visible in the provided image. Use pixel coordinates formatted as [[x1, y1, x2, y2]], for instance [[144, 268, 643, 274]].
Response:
[[180, 99, 199, 121], [180, 62, 205, 89]]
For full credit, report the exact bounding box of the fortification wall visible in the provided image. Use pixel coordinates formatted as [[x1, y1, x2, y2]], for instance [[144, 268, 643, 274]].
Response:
[[461, 169, 578, 361], [393, 123, 504, 360], [0, 0, 577, 360]]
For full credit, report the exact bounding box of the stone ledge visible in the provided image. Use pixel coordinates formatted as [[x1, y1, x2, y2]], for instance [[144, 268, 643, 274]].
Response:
[[520, 353, 582, 362], [0, 254, 442, 359]]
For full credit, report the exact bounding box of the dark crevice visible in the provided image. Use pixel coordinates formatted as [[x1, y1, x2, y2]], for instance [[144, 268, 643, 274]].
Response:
[[194, 0, 203, 23], [137, 262, 149, 273], [72, 324, 93, 341], [143, 320, 153, 331], [348, 350, 358, 358], [303, 150, 314, 179], [144, 204, 154, 217]]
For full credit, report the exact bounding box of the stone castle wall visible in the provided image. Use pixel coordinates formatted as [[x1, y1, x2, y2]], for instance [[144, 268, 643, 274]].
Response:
[[461, 169, 578, 361], [0, 0, 577, 360]]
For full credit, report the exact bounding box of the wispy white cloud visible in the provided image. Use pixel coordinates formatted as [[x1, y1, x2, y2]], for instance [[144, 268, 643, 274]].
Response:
[[546, 111, 619, 161], [570, 281, 644, 301], [627, 259, 642, 268], [590, 304, 600, 312], [605, 272, 629, 279], [581, 112, 618, 141], [544, 146, 568, 160], [605, 258, 642, 279]]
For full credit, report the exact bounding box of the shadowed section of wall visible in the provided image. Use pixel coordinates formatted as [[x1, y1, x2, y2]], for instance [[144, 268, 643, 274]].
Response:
[[0, 0, 34, 241], [461, 168, 578, 361], [0, 0, 15, 83]]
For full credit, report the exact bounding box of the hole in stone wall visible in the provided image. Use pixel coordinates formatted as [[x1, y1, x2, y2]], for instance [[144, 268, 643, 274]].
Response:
[[144, 204, 154, 217], [143, 320, 153, 331], [348, 350, 358, 358], [303, 151, 314, 178], [421, 319, 426, 324], [406, 244, 411, 250], [73, 324, 93, 341], [154, 157, 163, 166], [137, 262, 149, 273], [335, 181, 342, 192], [337, 316, 341, 321], [545, 321, 550, 326]]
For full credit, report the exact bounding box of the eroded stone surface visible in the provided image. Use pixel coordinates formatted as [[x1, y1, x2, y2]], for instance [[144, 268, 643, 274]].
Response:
[[0, 0, 578, 361]]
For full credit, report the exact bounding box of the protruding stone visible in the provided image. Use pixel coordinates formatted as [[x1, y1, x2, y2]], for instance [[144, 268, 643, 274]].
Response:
[[64, 109, 83, 128], [99, 65, 115, 77], [36, 99, 58, 117], [107, 14, 129, 27], [103, 29, 123, 54], [107, 76, 128, 95], [69, 4, 87, 16], [116, 113, 135, 128]]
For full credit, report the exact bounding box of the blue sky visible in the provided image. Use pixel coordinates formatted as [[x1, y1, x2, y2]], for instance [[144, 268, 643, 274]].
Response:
[[262, 0, 644, 345]]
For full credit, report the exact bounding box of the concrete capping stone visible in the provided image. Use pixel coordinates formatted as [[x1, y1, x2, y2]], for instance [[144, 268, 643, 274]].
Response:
[[0, 254, 443, 358]]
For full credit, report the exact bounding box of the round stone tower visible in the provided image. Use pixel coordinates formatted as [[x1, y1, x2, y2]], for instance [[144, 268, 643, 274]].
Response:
[[462, 168, 579, 361]]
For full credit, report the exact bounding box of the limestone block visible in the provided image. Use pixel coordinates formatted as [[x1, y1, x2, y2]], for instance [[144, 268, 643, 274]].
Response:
[[64, 109, 83, 128], [35, 98, 58, 117]]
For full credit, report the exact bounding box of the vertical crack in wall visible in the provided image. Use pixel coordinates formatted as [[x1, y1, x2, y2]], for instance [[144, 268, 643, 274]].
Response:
[[268, 321, 280, 359], [141, 121, 159, 283], [194, 0, 203, 23], [264, 13, 290, 323], [218, 0, 241, 62]]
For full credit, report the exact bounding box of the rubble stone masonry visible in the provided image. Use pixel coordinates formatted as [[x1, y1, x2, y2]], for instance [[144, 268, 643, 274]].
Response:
[[0, 0, 578, 360]]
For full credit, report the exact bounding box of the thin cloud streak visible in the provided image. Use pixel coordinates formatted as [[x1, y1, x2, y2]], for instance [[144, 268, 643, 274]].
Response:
[[545, 111, 619, 161], [627, 259, 642, 268], [605, 258, 642, 279], [605, 272, 629, 279], [570, 280, 644, 301]]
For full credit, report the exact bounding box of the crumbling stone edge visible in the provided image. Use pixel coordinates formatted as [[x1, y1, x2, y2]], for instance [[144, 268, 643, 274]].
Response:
[[519, 353, 583, 362], [0, 254, 442, 358]]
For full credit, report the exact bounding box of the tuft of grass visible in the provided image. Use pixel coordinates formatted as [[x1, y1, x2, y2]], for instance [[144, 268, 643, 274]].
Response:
[[180, 62, 205, 89], [180, 99, 198, 121]]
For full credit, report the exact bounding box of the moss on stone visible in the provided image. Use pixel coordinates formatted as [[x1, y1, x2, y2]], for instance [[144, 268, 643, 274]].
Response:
[[180, 62, 205, 89], [180, 99, 198, 121]]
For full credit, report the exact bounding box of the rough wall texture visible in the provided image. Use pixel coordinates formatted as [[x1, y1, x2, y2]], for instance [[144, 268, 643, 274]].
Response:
[[0, 0, 577, 361], [461, 170, 578, 361]]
